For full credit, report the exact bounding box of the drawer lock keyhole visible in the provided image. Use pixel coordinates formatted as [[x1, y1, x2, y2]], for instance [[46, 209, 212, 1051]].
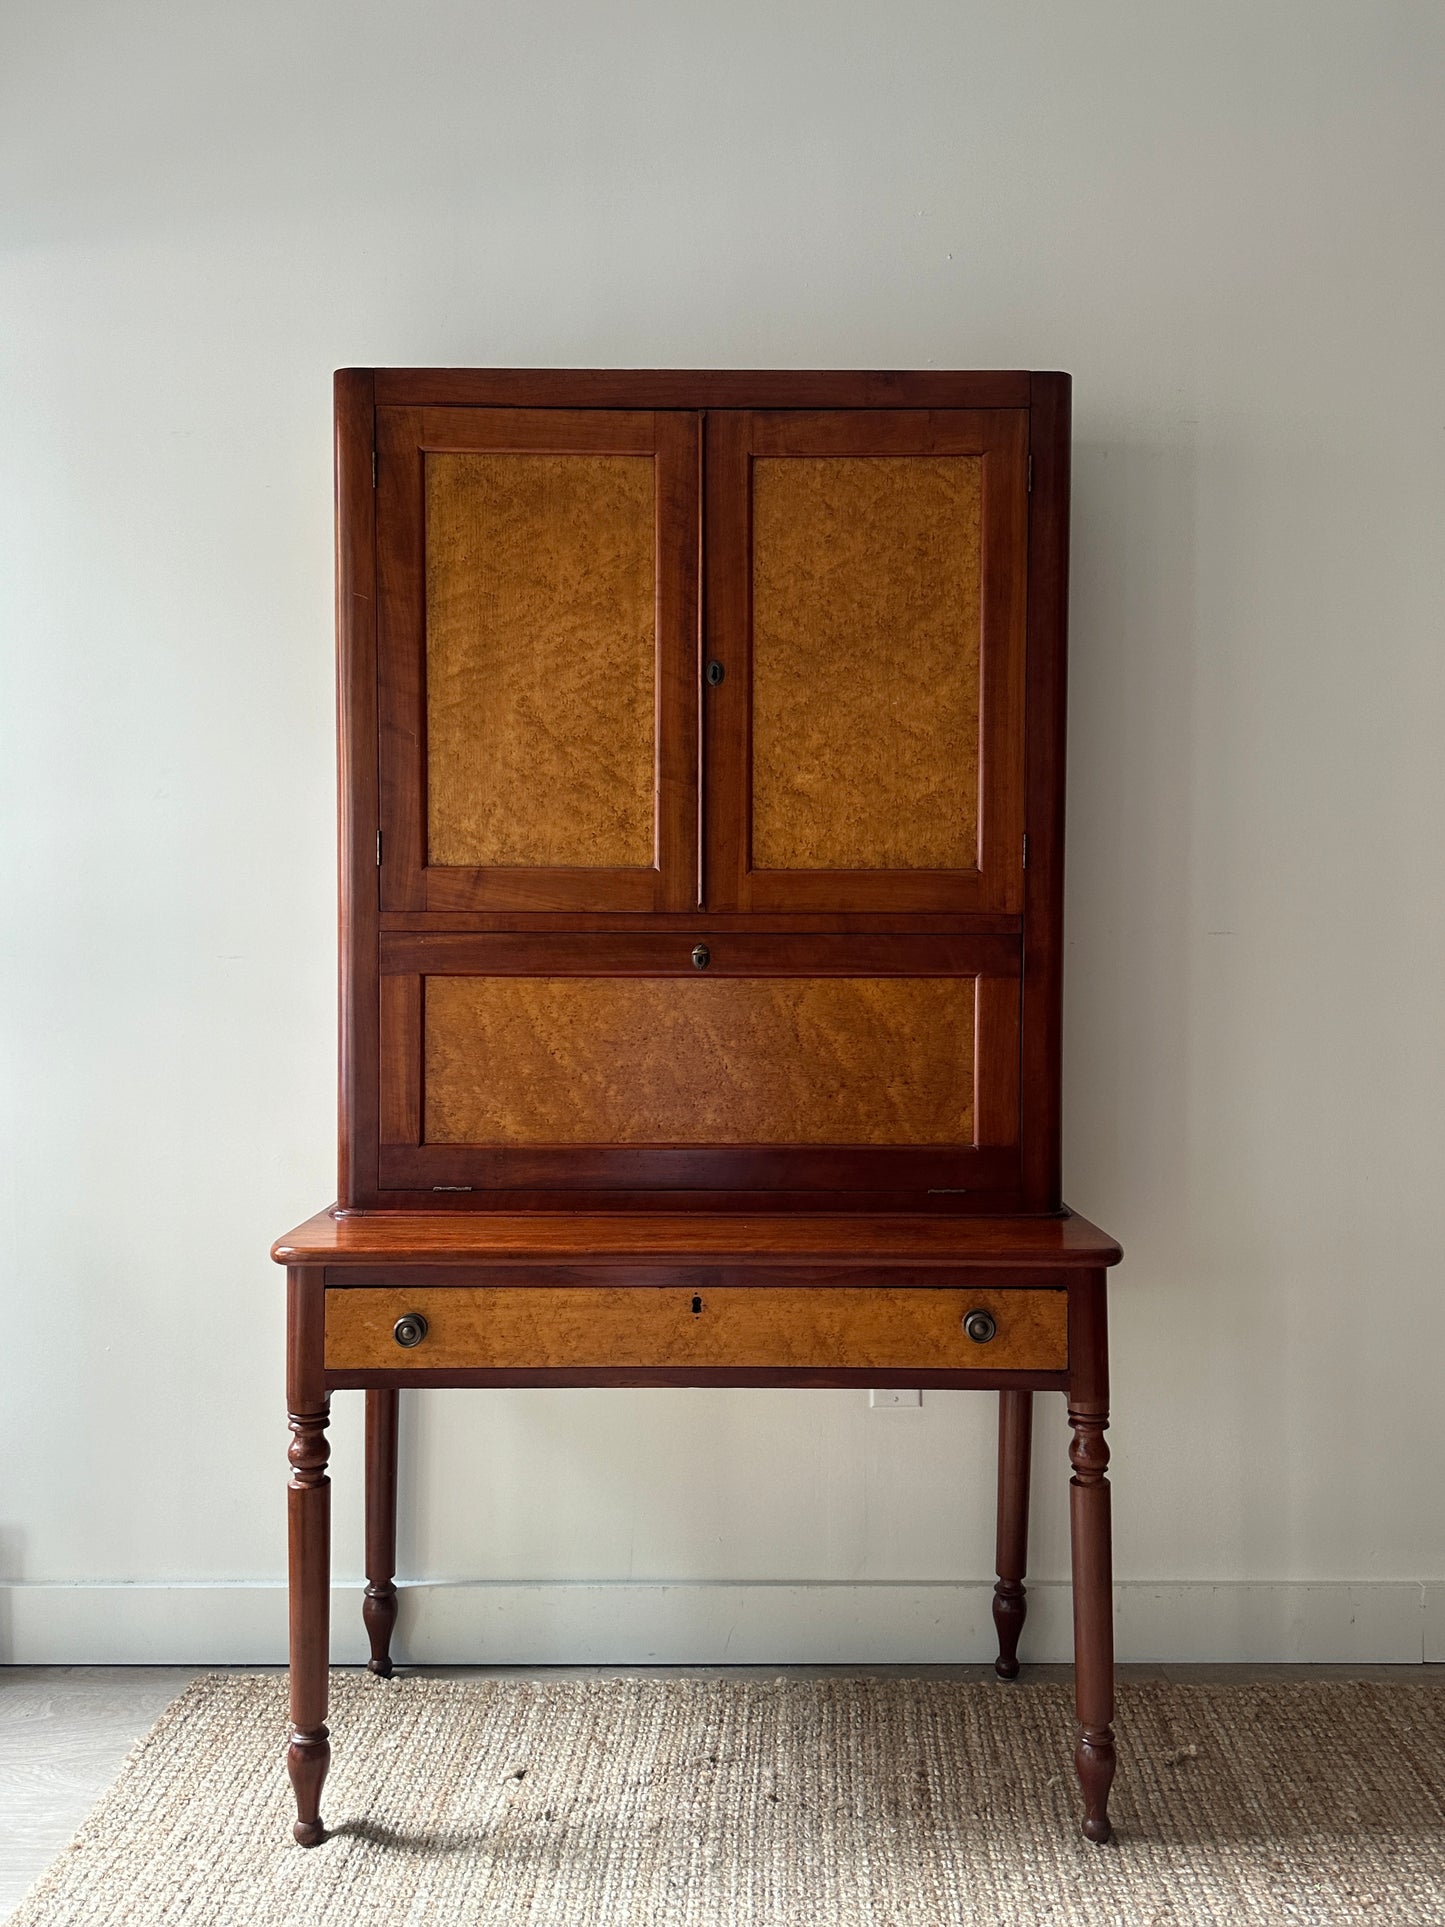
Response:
[[393, 1312, 429, 1349], [963, 1309, 997, 1345], [691, 1295, 703, 1315]]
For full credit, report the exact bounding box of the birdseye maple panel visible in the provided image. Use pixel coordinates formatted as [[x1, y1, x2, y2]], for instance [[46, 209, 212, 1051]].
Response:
[[751, 454, 983, 872], [424, 451, 656, 870], [423, 974, 976, 1146]]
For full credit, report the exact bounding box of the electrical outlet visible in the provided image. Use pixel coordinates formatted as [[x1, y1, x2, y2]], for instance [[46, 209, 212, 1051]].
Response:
[[869, 1388, 922, 1408]]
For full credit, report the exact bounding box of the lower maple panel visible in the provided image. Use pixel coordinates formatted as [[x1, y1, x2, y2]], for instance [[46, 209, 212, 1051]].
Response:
[[423, 975, 975, 1145], [323, 1284, 1067, 1373]]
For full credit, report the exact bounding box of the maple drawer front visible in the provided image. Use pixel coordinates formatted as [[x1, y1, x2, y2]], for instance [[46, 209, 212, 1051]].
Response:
[[324, 1285, 1067, 1373]]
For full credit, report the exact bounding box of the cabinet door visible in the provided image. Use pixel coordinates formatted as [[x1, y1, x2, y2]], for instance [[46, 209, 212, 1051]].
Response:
[[704, 410, 1027, 912], [377, 407, 699, 913]]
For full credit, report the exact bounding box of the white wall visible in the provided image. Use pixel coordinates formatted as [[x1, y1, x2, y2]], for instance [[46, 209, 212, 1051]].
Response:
[[3, 1, 1443, 1665]]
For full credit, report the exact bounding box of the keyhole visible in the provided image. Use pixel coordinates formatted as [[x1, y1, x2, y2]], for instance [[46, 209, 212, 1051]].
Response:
[[691, 1295, 703, 1315]]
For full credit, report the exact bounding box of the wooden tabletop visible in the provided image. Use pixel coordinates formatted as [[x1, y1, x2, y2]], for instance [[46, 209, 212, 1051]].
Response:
[[273, 1207, 1122, 1270]]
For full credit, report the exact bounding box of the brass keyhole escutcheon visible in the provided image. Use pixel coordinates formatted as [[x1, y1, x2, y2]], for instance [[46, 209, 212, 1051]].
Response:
[[706, 660, 725, 686], [393, 1312, 429, 1349], [963, 1309, 997, 1345], [691, 943, 710, 970]]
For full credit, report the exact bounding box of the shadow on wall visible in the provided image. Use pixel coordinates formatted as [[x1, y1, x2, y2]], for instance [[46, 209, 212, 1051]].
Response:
[[1065, 423, 1290, 1580]]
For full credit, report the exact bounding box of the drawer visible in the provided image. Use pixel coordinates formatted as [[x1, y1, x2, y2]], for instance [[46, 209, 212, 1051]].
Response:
[[324, 1285, 1067, 1373]]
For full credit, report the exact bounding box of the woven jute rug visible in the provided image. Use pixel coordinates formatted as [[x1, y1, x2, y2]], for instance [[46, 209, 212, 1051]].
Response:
[[10, 1675, 1445, 1926]]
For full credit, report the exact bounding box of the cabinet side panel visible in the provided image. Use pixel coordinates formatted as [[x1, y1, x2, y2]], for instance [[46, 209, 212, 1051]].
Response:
[[423, 976, 975, 1145], [751, 455, 982, 871], [425, 452, 656, 869], [1020, 374, 1071, 1210], [335, 368, 380, 1204]]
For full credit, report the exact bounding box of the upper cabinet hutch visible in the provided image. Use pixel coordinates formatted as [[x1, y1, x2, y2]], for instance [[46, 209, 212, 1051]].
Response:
[[276, 370, 1121, 1853], [342, 369, 1065, 1211]]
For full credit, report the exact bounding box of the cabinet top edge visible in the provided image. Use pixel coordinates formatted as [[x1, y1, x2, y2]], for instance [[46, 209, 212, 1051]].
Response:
[[348, 369, 1059, 410]]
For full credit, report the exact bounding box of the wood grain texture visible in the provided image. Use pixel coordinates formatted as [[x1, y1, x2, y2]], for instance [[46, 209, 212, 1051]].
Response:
[[751, 456, 981, 871], [273, 1207, 1124, 1268], [371, 369, 1033, 408], [376, 1144, 1016, 1196], [993, 1387, 1034, 1679], [1067, 1270, 1115, 1842], [704, 408, 1027, 916], [1019, 373, 1072, 1210], [373, 404, 698, 924], [380, 930, 1019, 975], [378, 976, 420, 1146], [334, 369, 380, 1205], [324, 1284, 1067, 1373], [425, 451, 656, 869], [422, 975, 974, 1145]]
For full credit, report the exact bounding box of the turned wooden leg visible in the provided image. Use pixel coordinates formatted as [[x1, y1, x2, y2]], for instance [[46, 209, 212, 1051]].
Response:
[[992, 1388, 1033, 1679], [1068, 1272, 1115, 1844], [364, 1388, 399, 1677], [286, 1268, 331, 1847]]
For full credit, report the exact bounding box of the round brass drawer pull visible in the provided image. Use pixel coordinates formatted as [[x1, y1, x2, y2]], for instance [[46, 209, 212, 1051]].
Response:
[[963, 1309, 997, 1345], [393, 1313, 429, 1349]]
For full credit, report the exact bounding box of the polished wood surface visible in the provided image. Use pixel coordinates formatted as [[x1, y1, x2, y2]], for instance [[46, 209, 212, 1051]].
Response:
[[341, 370, 1067, 1208], [285, 1269, 330, 1846], [1067, 1272, 1115, 1843], [376, 406, 699, 918], [275, 1207, 1122, 1268], [424, 446, 656, 869], [376, 931, 1017, 1195], [334, 369, 380, 1207], [379, 930, 1019, 974], [362, 1389, 399, 1677], [704, 408, 1027, 918], [750, 453, 981, 871], [324, 1283, 1067, 1374], [371, 369, 1034, 409], [422, 975, 976, 1145], [288, 367, 1119, 1847], [992, 1388, 1033, 1679], [1019, 373, 1072, 1211]]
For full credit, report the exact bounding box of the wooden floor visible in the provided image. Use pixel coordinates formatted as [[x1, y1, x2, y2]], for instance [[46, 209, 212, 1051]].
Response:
[[5, 1662, 1443, 1917]]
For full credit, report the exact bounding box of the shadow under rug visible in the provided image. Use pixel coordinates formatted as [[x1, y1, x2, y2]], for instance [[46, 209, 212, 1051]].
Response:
[[10, 1674, 1445, 1925]]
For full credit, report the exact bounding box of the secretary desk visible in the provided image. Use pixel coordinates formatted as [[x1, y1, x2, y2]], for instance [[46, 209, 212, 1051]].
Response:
[[273, 367, 1123, 1849]]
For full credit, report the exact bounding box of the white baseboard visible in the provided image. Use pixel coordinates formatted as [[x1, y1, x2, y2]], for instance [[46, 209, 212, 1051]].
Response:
[[1, 1579, 1438, 1666]]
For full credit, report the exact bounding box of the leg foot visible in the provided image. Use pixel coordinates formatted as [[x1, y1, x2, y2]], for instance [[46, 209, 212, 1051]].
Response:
[[1076, 1727, 1116, 1843], [287, 1728, 331, 1845], [992, 1582, 1025, 1680], [993, 1388, 1033, 1680]]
